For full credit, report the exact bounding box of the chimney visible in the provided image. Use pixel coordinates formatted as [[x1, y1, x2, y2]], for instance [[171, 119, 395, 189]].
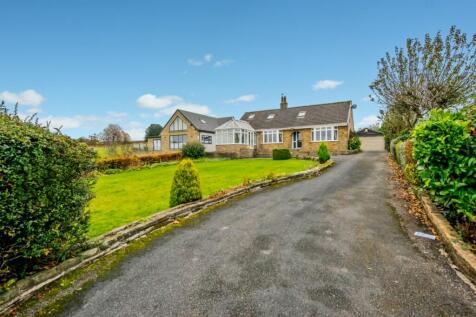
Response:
[[280, 94, 288, 110]]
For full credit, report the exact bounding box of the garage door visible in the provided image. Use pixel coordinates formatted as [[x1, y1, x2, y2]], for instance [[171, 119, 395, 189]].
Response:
[[360, 136, 385, 152]]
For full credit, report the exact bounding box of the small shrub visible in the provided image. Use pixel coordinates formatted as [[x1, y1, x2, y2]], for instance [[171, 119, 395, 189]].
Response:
[[413, 109, 476, 224], [169, 159, 202, 207], [0, 106, 96, 290], [182, 141, 205, 159], [317, 143, 331, 163], [348, 136, 361, 150], [272, 148, 291, 160], [395, 141, 407, 167], [404, 163, 419, 186]]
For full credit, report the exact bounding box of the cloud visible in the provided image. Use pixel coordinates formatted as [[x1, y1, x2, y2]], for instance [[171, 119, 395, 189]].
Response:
[[125, 128, 145, 140], [41, 115, 100, 129], [187, 53, 233, 67], [357, 115, 380, 128], [138, 93, 211, 117], [107, 111, 128, 118], [312, 80, 343, 91], [0, 89, 44, 106], [213, 59, 234, 67], [137, 94, 183, 109], [225, 94, 256, 104]]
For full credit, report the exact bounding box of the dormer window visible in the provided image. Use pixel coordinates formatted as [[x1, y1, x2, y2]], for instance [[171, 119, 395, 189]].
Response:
[[267, 114, 275, 119], [297, 111, 306, 118], [248, 114, 255, 119], [200, 119, 206, 123]]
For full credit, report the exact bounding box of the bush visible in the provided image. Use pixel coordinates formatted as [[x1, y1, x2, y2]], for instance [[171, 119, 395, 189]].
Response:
[[389, 130, 411, 156], [272, 148, 291, 160], [182, 141, 205, 159], [97, 152, 181, 170], [413, 110, 476, 223], [0, 108, 96, 290], [169, 159, 202, 207], [317, 143, 331, 163], [348, 136, 361, 150]]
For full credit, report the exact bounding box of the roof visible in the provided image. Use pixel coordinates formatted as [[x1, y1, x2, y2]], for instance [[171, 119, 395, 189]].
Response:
[[240, 101, 352, 130], [216, 118, 255, 130], [177, 109, 232, 133], [356, 128, 382, 136]]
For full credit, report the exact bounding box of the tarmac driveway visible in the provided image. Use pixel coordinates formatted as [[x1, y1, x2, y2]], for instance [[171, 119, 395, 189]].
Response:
[[61, 152, 476, 316]]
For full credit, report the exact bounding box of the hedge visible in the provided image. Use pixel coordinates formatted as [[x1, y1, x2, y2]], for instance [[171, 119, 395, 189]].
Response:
[[97, 152, 181, 170], [182, 141, 205, 159], [413, 110, 476, 224], [272, 148, 291, 160], [169, 159, 202, 207], [0, 108, 96, 291], [348, 136, 361, 150]]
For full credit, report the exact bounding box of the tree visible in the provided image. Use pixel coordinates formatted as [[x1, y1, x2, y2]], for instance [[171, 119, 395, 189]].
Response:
[[169, 159, 202, 207], [99, 124, 131, 156], [370, 26, 476, 125], [144, 124, 163, 140]]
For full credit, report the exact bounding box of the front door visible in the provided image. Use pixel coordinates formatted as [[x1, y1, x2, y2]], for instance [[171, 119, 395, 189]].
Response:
[[292, 131, 302, 149]]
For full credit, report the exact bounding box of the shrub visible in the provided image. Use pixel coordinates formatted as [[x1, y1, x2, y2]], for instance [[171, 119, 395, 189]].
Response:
[[389, 130, 411, 156], [182, 141, 205, 159], [348, 136, 361, 150], [395, 141, 407, 167], [169, 159, 202, 207], [0, 107, 96, 290], [97, 152, 181, 170], [413, 110, 476, 224], [317, 143, 331, 163], [272, 148, 291, 160]]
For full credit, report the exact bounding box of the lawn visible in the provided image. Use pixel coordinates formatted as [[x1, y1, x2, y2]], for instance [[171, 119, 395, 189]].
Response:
[[88, 158, 317, 237]]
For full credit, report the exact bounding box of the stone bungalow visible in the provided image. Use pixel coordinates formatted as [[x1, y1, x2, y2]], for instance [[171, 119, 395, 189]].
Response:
[[215, 96, 355, 157], [148, 109, 231, 153], [150, 96, 355, 157]]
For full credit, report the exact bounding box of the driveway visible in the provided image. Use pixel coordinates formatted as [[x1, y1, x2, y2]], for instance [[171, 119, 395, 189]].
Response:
[[61, 152, 475, 316]]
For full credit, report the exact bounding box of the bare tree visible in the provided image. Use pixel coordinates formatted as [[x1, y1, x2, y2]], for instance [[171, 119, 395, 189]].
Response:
[[370, 26, 476, 124], [99, 124, 131, 156]]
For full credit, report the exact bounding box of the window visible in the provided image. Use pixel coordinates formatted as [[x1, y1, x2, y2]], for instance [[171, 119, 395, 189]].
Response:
[[170, 117, 187, 131], [152, 139, 161, 151], [216, 129, 256, 146], [312, 126, 338, 141], [248, 114, 255, 119], [200, 119, 206, 124], [263, 130, 283, 144], [169, 135, 187, 149], [266, 113, 275, 119], [201, 135, 212, 144], [297, 111, 306, 118]]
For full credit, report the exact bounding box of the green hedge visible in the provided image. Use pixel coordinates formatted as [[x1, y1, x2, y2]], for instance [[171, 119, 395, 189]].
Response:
[[169, 159, 202, 207], [272, 148, 291, 160], [0, 108, 96, 291], [317, 143, 330, 163], [413, 110, 476, 224], [348, 136, 361, 150], [182, 141, 205, 159]]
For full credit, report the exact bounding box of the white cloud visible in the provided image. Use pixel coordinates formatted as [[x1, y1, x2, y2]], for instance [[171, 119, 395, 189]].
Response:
[[358, 115, 380, 128], [0, 89, 44, 106], [187, 53, 233, 67], [125, 128, 145, 141], [136, 94, 183, 109], [156, 103, 211, 117], [107, 111, 128, 118], [41, 115, 100, 129], [213, 59, 234, 67], [312, 80, 343, 91], [225, 94, 256, 104]]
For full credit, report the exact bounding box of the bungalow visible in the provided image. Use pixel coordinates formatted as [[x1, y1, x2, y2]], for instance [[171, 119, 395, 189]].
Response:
[[215, 96, 355, 157], [149, 109, 232, 153]]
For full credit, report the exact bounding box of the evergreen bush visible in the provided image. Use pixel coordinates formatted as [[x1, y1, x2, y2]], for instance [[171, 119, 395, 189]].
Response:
[[0, 104, 96, 290], [169, 159, 202, 207], [272, 148, 291, 160], [317, 143, 331, 163], [348, 136, 361, 150], [182, 141, 205, 159]]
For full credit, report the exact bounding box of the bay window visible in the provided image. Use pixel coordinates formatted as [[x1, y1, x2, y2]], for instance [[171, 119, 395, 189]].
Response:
[[263, 130, 283, 144], [312, 126, 338, 142]]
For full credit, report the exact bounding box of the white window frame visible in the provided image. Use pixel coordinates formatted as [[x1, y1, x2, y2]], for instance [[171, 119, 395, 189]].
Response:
[[266, 114, 275, 119], [311, 126, 339, 142], [170, 117, 187, 131], [262, 130, 283, 144]]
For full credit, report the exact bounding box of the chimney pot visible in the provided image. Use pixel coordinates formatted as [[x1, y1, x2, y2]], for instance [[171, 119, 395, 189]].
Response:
[[280, 94, 288, 110]]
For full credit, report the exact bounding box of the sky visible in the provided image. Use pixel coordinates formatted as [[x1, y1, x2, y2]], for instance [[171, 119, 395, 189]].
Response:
[[1, 0, 475, 140]]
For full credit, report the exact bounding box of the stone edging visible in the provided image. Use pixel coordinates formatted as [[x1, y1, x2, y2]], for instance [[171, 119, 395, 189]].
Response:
[[0, 160, 334, 314], [418, 193, 476, 284]]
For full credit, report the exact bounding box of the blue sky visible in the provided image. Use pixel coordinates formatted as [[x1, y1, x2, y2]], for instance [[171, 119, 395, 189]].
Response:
[[1, 0, 475, 140]]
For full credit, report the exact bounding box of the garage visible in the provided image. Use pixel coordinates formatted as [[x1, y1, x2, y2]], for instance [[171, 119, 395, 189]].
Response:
[[357, 128, 384, 152]]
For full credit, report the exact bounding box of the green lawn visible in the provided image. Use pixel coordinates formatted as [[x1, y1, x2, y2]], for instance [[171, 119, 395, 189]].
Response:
[[88, 158, 317, 237]]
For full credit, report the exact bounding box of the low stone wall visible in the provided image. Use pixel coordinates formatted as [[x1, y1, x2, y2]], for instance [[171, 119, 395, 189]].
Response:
[[417, 193, 476, 285], [0, 160, 334, 314]]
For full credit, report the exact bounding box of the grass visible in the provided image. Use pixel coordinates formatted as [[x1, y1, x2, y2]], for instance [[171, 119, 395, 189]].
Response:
[[88, 158, 317, 237]]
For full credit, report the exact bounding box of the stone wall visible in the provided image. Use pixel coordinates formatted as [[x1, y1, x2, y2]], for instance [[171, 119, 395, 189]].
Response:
[[216, 144, 255, 158]]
